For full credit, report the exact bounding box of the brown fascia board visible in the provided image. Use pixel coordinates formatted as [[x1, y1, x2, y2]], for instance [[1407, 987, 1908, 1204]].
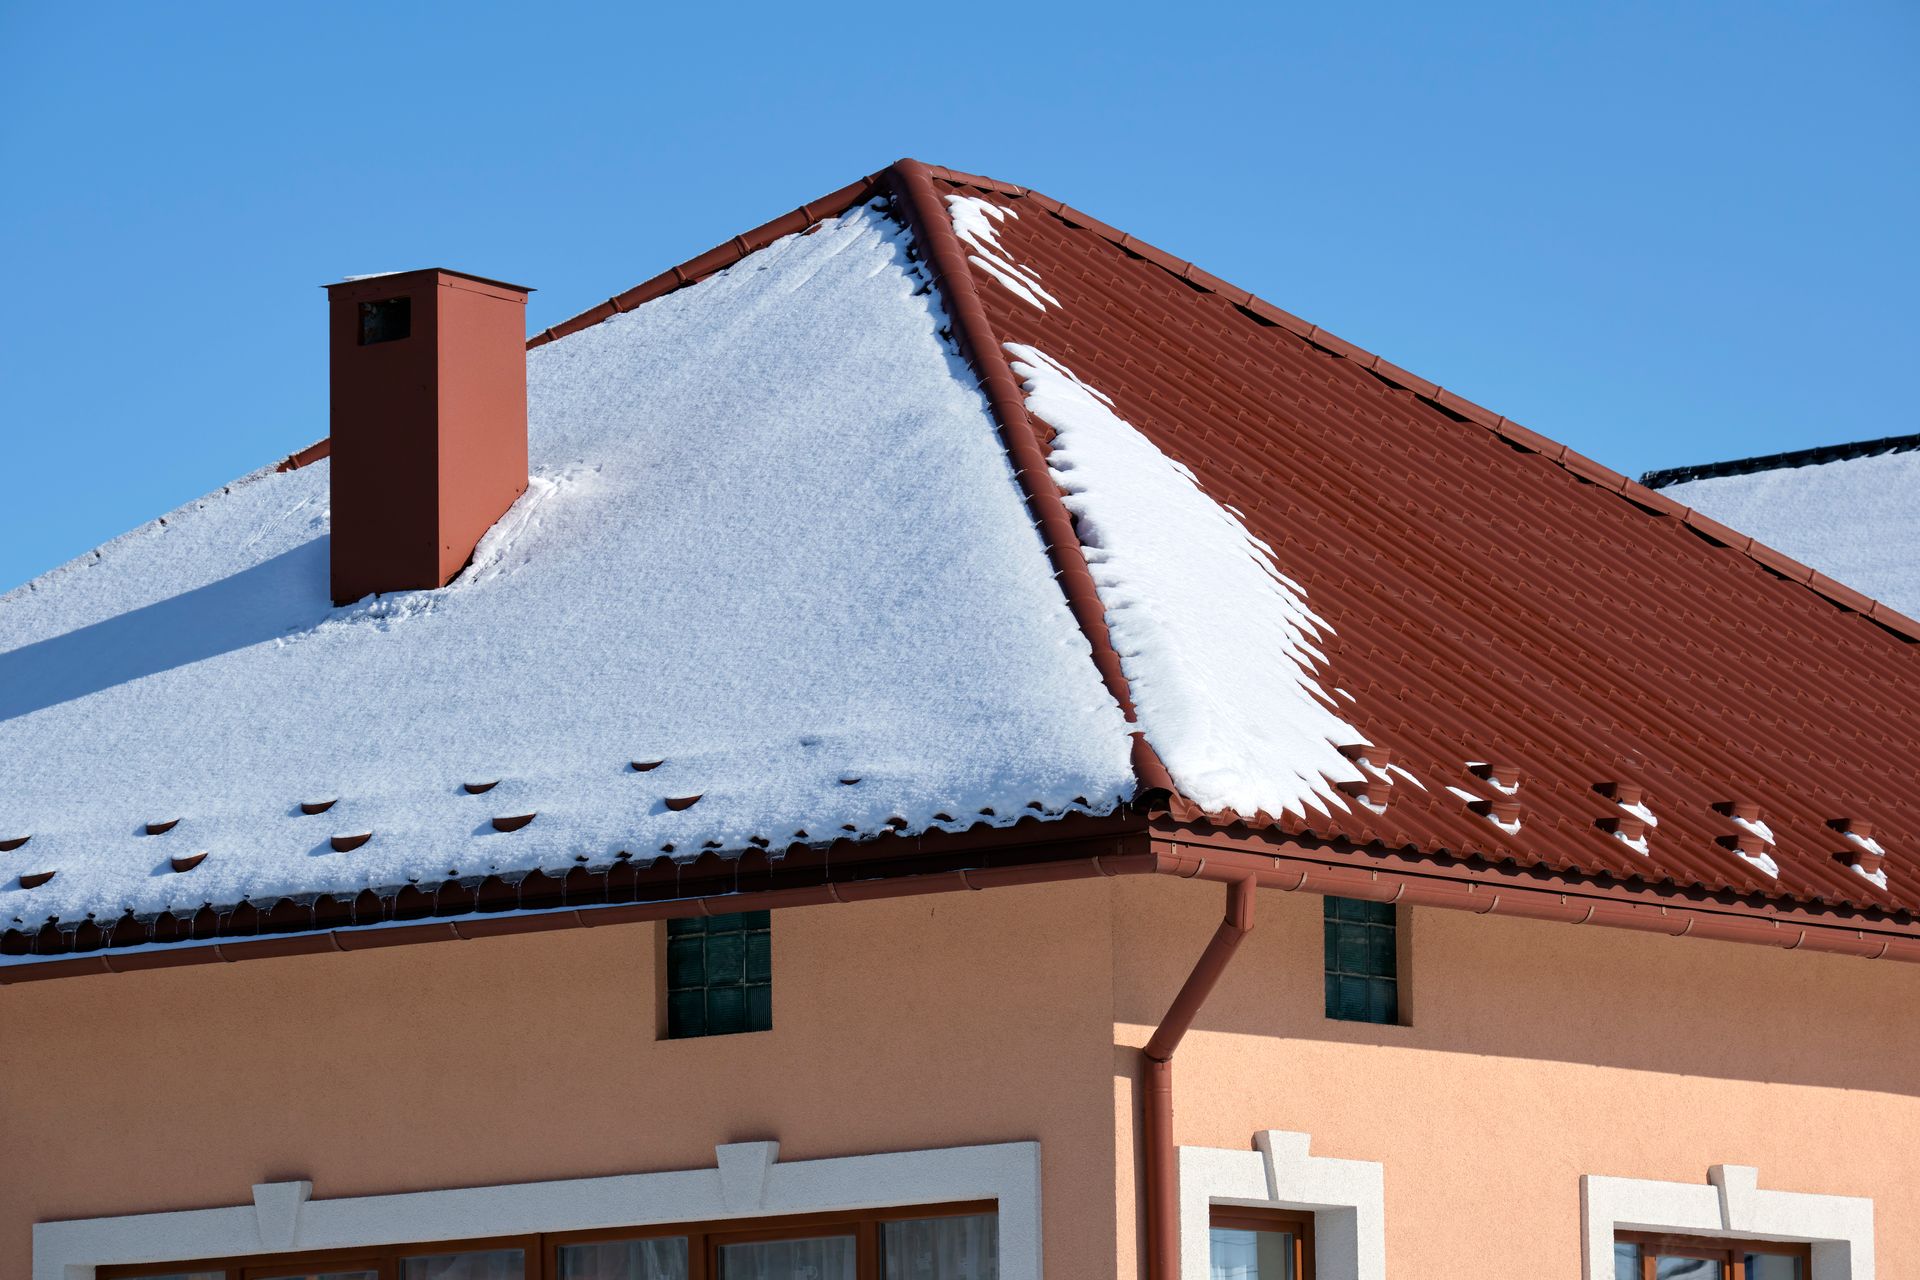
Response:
[[1149, 820, 1920, 963], [8, 812, 1918, 986], [0, 813, 1155, 984]]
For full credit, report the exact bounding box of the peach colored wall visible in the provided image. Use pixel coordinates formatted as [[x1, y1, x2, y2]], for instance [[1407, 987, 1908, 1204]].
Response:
[[0, 880, 1122, 1278], [1110, 875, 1920, 1278]]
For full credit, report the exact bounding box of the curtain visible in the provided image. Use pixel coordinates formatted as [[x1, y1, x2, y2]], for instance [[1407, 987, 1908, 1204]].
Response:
[[880, 1214, 999, 1280], [1208, 1227, 1293, 1280], [556, 1239, 690, 1280], [717, 1235, 856, 1280], [401, 1250, 525, 1280]]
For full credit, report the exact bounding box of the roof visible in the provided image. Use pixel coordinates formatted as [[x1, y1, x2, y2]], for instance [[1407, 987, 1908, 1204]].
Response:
[[0, 201, 1133, 928], [1642, 435, 1920, 618], [4, 159, 1917, 973]]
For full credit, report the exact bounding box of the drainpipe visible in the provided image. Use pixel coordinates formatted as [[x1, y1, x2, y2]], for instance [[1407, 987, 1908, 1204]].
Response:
[[1143, 873, 1258, 1280]]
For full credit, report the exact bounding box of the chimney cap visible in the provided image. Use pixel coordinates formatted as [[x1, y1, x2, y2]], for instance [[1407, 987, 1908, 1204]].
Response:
[[323, 267, 535, 295]]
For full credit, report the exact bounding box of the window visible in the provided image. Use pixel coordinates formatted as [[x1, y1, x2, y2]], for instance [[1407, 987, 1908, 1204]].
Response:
[[357, 296, 410, 345], [103, 1206, 996, 1280], [1209, 1208, 1313, 1279], [1322, 897, 1397, 1024], [1614, 1232, 1809, 1279], [666, 910, 772, 1038]]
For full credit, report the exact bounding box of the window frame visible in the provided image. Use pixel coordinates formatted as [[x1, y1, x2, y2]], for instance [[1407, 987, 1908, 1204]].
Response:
[[1210, 1206, 1316, 1279], [1320, 896, 1403, 1027], [661, 910, 773, 1040], [101, 1202, 997, 1280], [1614, 1229, 1812, 1278]]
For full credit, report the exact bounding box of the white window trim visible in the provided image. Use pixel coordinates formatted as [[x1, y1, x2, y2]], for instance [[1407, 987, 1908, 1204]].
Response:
[[1179, 1131, 1385, 1280], [1582, 1164, 1874, 1280], [33, 1139, 1040, 1280]]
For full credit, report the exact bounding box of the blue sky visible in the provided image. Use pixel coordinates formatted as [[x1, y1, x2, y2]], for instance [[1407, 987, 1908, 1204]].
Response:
[[1, 1, 1913, 592]]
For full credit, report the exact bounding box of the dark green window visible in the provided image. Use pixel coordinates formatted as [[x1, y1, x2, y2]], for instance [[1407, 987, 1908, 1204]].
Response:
[[666, 911, 771, 1038], [1324, 897, 1397, 1024]]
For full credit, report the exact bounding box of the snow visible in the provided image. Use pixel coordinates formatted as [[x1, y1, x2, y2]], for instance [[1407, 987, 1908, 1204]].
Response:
[[1004, 343, 1369, 819], [1660, 448, 1920, 617], [1843, 830, 1890, 889], [1730, 814, 1776, 846], [944, 196, 1059, 312], [1736, 849, 1781, 878], [1620, 800, 1658, 827], [0, 203, 1135, 925]]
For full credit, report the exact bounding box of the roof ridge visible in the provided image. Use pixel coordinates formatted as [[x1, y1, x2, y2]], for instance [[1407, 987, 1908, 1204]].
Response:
[[279, 157, 1920, 646], [913, 162, 1920, 647], [450, 157, 1175, 795], [885, 160, 1174, 796], [1641, 432, 1920, 489], [276, 170, 899, 473]]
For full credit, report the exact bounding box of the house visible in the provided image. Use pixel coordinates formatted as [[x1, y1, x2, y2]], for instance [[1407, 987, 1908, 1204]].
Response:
[[3, 159, 1915, 1280], [1642, 435, 1920, 618]]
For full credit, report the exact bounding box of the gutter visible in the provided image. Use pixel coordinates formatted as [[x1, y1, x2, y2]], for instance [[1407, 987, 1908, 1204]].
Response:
[[1142, 874, 1257, 1280], [1152, 833, 1920, 963], [10, 822, 1918, 983]]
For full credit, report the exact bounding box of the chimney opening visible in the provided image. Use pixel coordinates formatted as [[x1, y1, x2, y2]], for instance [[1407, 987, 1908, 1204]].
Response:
[[358, 296, 411, 345]]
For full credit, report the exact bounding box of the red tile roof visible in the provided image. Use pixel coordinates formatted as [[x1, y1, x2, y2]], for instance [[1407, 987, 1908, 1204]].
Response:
[[893, 160, 1918, 921], [12, 158, 1917, 977]]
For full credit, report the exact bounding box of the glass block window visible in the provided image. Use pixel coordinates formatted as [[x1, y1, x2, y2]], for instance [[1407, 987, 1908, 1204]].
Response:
[[667, 910, 772, 1038], [1323, 897, 1397, 1024]]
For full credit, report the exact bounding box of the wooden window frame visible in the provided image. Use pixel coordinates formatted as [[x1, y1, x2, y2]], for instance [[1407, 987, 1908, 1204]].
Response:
[[102, 1201, 997, 1280], [1614, 1229, 1812, 1277], [1209, 1205, 1316, 1279]]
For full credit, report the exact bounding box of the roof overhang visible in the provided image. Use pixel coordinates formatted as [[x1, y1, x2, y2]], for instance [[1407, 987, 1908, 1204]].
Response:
[[6, 810, 1917, 985]]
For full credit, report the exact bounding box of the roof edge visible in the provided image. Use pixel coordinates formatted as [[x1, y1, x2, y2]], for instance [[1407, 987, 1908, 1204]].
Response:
[[1641, 431, 1920, 489], [1151, 825, 1920, 963], [10, 819, 1916, 985], [911, 162, 1920, 646]]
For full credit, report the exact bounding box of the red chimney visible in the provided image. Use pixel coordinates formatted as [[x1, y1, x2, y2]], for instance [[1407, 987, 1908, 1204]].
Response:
[[323, 269, 532, 605]]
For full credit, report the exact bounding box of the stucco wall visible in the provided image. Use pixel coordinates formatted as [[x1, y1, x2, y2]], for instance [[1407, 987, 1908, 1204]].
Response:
[[1111, 874, 1920, 1277], [0, 880, 1122, 1278], [8, 872, 1915, 1279]]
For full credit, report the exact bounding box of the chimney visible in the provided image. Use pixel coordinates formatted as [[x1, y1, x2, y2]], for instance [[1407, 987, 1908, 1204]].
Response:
[[323, 269, 533, 605]]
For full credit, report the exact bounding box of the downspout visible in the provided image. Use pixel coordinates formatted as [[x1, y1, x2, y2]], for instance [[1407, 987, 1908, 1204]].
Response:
[[1143, 872, 1258, 1280]]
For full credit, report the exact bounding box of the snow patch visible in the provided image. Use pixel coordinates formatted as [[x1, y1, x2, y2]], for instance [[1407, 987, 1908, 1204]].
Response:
[[1004, 343, 1366, 820], [1843, 830, 1889, 889], [945, 196, 1059, 311], [1384, 763, 1425, 790]]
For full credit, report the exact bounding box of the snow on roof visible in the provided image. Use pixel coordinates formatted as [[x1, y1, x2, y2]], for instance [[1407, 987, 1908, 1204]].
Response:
[[0, 203, 1134, 924], [1653, 444, 1920, 618], [1005, 344, 1368, 820]]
